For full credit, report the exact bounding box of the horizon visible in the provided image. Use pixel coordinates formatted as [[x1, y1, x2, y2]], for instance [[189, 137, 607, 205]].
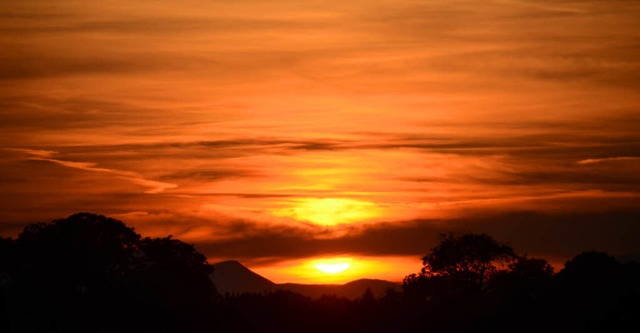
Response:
[[217, 255, 573, 285], [1, 0, 639, 284]]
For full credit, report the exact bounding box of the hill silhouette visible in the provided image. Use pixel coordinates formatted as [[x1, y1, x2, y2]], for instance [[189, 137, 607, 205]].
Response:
[[279, 278, 400, 299], [211, 260, 400, 298], [211, 260, 277, 294]]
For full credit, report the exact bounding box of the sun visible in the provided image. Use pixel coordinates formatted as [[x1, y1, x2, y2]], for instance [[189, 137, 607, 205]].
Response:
[[314, 262, 351, 274], [311, 257, 353, 276], [251, 255, 420, 284]]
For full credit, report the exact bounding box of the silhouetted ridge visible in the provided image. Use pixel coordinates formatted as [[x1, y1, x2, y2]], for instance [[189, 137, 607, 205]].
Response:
[[211, 260, 400, 298], [344, 278, 396, 287], [279, 279, 400, 299], [211, 260, 277, 294]]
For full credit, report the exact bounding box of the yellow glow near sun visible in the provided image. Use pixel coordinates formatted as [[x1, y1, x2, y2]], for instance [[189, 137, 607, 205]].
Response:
[[251, 255, 420, 284], [314, 261, 351, 274], [305, 257, 354, 282], [273, 198, 380, 226]]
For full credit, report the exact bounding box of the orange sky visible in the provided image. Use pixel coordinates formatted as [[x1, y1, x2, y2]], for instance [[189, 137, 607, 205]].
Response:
[[1, 0, 639, 283]]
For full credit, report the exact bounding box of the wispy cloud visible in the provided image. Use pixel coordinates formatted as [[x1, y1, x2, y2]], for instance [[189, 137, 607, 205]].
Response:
[[9, 148, 177, 194], [577, 157, 640, 165]]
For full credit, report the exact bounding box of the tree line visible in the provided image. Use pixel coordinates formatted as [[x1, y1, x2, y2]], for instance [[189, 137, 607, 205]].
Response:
[[1, 213, 638, 332]]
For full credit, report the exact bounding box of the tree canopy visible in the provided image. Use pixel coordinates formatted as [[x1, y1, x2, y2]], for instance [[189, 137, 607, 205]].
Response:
[[418, 233, 516, 291], [1, 212, 215, 332]]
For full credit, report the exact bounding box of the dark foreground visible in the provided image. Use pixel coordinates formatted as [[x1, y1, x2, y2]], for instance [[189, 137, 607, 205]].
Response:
[[1, 213, 638, 333]]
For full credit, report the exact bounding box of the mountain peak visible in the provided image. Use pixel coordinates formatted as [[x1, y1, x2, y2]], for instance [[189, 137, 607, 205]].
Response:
[[211, 260, 276, 295], [344, 278, 395, 286], [215, 260, 247, 268]]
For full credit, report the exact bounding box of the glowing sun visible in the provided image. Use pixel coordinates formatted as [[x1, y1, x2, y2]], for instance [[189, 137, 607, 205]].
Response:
[[314, 262, 351, 274]]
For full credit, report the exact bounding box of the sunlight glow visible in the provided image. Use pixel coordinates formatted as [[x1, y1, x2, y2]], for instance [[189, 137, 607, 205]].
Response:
[[273, 198, 380, 226], [251, 255, 420, 284], [314, 261, 351, 274]]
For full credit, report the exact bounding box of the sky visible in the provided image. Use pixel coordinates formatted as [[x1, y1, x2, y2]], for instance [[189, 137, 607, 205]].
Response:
[[1, 0, 639, 283]]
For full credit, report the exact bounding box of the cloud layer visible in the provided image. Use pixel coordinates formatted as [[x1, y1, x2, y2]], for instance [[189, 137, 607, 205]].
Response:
[[1, 0, 639, 278]]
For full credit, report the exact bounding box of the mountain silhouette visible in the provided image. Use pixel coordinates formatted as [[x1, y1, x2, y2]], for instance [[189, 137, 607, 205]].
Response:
[[211, 260, 277, 294], [211, 260, 399, 298], [279, 278, 400, 299]]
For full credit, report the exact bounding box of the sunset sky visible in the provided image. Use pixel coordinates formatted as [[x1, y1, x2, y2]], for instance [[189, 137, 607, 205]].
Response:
[[1, 0, 639, 283]]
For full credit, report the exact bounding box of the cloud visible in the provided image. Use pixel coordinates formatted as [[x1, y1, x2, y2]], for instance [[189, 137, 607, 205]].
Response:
[[0, 0, 639, 273], [161, 169, 261, 182], [9, 148, 176, 194], [196, 209, 640, 264], [577, 156, 640, 165]]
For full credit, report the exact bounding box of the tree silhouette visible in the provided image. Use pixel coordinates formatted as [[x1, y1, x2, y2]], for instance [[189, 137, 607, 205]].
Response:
[[0, 236, 15, 325], [549, 251, 637, 332], [489, 255, 554, 297], [7, 213, 144, 331], [138, 236, 215, 304], [399, 233, 518, 332], [15, 212, 141, 281], [136, 236, 216, 331], [558, 251, 621, 284], [418, 233, 516, 292], [2, 212, 216, 332]]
